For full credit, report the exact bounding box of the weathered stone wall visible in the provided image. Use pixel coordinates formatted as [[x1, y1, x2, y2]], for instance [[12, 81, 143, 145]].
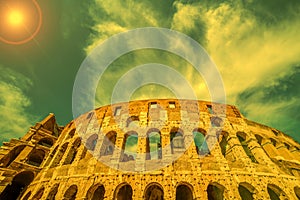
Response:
[[1, 99, 300, 200]]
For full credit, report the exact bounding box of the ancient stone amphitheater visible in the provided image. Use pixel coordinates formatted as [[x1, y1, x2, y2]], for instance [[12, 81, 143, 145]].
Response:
[[0, 99, 300, 200]]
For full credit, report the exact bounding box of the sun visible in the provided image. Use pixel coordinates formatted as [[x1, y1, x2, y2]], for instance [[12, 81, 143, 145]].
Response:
[[8, 10, 24, 27]]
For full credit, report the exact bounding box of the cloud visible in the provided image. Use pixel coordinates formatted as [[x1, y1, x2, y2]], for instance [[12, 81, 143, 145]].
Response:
[[237, 66, 300, 141], [84, 0, 300, 141], [0, 66, 37, 144]]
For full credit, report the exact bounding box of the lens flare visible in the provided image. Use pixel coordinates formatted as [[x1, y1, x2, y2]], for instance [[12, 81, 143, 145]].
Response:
[[8, 10, 24, 27], [0, 0, 42, 45]]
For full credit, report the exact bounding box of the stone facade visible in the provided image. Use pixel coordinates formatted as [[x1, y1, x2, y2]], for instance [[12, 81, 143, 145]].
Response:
[[0, 99, 300, 200]]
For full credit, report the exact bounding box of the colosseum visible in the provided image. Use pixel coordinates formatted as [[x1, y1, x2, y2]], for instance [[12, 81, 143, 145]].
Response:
[[0, 99, 300, 200]]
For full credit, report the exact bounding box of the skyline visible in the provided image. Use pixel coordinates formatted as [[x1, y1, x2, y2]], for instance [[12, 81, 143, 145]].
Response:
[[0, 0, 300, 144]]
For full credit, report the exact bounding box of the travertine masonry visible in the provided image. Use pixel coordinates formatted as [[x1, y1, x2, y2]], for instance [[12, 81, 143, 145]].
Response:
[[0, 99, 300, 200]]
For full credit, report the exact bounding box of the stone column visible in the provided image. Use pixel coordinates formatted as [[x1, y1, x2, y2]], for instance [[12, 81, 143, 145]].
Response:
[[276, 143, 294, 161], [261, 139, 279, 159], [160, 127, 172, 165], [135, 130, 147, 172], [110, 132, 125, 169], [247, 137, 278, 172]]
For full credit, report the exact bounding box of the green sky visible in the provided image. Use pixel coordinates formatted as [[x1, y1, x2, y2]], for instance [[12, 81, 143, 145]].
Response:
[[0, 0, 300, 144]]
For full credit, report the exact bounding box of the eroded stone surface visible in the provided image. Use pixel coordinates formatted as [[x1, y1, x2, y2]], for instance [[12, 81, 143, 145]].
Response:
[[0, 99, 300, 200]]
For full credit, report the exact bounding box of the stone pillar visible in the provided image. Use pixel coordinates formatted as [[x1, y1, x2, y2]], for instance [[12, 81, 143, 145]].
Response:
[[261, 139, 279, 159], [276, 143, 294, 161], [93, 133, 105, 158], [247, 138, 278, 172], [290, 147, 300, 162], [226, 134, 252, 166], [160, 127, 172, 165], [135, 131, 147, 172], [110, 132, 125, 169]]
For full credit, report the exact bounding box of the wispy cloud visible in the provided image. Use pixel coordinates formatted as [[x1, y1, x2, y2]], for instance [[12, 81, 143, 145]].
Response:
[[0, 66, 37, 144], [84, 0, 300, 141]]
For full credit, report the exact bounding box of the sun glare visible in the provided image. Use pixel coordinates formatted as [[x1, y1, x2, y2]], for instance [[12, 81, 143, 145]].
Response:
[[8, 10, 24, 27]]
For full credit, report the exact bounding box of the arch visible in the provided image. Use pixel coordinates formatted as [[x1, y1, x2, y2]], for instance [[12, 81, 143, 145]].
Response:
[[121, 132, 138, 162], [51, 142, 68, 167], [170, 128, 185, 154], [100, 131, 117, 156], [63, 185, 78, 200], [63, 137, 81, 165], [146, 129, 162, 160], [67, 128, 76, 139], [176, 183, 193, 200], [32, 187, 44, 200], [22, 191, 31, 200], [126, 116, 139, 127], [267, 184, 287, 200], [86, 184, 105, 200], [144, 182, 164, 200], [211, 116, 223, 127], [238, 182, 255, 200], [0, 171, 34, 200], [237, 132, 257, 163], [114, 183, 133, 200], [46, 183, 59, 200], [294, 186, 300, 200], [254, 134, 263, 145], [38, 138, 53, 148], [219, 131, 229, 157], [270, 138, 277, 147], [193, 128, 209, 155], [0, 145, 26, 167], [207, 182, 225, 200], [27, 149, 46, 167], [283, 142, 290, 150], [86, 134, 98, 151]]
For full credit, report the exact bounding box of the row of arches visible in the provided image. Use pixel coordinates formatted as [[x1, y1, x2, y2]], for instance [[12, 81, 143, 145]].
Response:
[[0, 137, 54, 168], [21, 181, 300, 200]]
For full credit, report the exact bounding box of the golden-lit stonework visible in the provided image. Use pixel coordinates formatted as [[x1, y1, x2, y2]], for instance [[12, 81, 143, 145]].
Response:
[[0, 99, 300, 200]]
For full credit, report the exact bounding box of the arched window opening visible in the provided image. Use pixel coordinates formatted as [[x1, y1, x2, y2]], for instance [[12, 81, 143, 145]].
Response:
[[284, 143, 290, 150], [0, 145, 26, 167], [272, 130, 279, 136], [144, 183, 163, 200], [170, 128, 184, 154], [51, 142, 68, 167], [255, 134, 263, 145], [100, 131, 117, 156], [86, 134, 98, 151], [219, 132, 228, 157], [32, 187, 44, 200], [146, 129, 162, 160], [238, 183, 255, 200], [237, 132, 257, 163], [114, 184, 133, 200], [193, 129, 209, 155], [64, 138, 81, 165], [38, 138, 53, 148], [63, 185, 78, 200], [207, 183, 224, 200], [0, 171, 34, 200], [126, 116, 139, 128], [294, 186, 300, 200], [67, 129, 76, 139], [270, 138, 277, 147], [22, 191, 31, 200], [267, 184, 286, 200], [211, 117, 223, 127], [176, 184, 193, 200], [86, 184, 105, 200], [121, 132, 138, 162], [46, 184, 59, 200], [27, 149, 46, 167]]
